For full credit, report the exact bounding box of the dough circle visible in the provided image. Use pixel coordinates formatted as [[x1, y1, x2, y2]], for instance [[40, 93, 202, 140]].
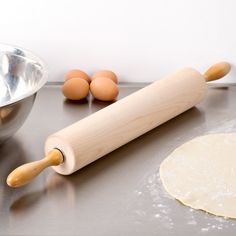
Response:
[[160, 133, 236, 218]]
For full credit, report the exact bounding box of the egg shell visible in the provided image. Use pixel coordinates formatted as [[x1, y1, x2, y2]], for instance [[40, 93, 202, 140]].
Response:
[[92, 70, 118, 84], [65, 69, 90, 83], [90, 77, 119, 101], [62, 77, 90, 100]]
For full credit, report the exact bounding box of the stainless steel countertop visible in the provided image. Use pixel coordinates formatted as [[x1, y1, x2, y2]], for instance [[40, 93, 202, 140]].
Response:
[[1, 84, 236, 236]]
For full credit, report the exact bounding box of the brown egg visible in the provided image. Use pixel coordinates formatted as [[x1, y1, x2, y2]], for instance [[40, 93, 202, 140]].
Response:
[[92, 70, 118, 84], [65, 69, 90, 83], [62, 78, 89, 100], [90, 77, 119, 101]]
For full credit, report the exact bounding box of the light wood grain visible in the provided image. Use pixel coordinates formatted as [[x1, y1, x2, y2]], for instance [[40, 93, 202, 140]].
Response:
[[45, 68, 207, 175], [7, 149, 63, 187]]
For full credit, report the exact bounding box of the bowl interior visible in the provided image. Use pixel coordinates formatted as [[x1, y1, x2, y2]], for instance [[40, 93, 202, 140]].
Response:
[[0, 45, 47, 107]]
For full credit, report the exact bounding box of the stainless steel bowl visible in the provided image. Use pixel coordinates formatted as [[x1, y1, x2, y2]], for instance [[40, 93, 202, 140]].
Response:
[[0, 44, 47, 143]]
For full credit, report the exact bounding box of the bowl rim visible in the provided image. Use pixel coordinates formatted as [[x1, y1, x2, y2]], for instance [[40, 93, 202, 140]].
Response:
[[0, 43, 48, 108]]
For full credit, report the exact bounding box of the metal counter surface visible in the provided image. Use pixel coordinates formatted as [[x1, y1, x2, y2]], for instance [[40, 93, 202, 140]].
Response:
[[0, 84, 236, 236]]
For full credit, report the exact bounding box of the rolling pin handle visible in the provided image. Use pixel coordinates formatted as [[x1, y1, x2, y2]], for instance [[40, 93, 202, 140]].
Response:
[[6, 149, 64, 188], [204, 62, 231, 82]]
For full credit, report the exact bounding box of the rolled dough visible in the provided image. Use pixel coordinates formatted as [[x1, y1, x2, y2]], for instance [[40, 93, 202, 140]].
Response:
[[160, 133, 236, 218]]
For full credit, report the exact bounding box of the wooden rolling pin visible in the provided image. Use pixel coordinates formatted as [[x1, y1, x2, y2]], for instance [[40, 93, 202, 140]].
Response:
[[7, 62, 231, 187]]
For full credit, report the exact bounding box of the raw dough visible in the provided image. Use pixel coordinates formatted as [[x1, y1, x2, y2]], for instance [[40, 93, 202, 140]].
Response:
[[160, 133, 236, 218]]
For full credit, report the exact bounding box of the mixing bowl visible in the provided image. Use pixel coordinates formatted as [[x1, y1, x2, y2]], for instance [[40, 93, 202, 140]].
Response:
[[0, 44, 47, 144]]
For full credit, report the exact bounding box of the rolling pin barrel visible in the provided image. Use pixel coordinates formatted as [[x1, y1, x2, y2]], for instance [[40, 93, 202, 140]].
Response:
[[45, 68, 207, 175]]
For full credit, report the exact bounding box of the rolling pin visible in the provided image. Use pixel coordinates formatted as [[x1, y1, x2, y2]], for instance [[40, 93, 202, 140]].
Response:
[[7, 62, 231, 187]]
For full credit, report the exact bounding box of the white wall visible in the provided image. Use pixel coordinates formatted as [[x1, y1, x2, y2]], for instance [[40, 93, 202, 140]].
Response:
[[0, 0, 235, 82]]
